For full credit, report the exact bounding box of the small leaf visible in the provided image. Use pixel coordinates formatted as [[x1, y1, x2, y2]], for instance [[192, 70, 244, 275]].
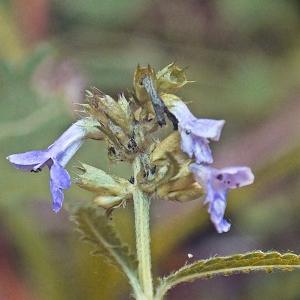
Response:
[[72, 207, 137, 270], [72, 208, 142, 295], [155, 251, 300, 300]]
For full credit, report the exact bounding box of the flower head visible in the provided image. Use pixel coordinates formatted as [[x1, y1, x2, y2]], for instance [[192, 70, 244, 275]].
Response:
[[190, 163, 254, 233], [7, 118, 100, 212], [163, 96, 225, 164]]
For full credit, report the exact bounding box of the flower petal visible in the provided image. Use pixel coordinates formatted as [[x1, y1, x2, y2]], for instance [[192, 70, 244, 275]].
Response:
[[208, 194, 226, 221], [189, 163, 211, 185], [50, 180, 64, 213], [215, 219, 231, 233], [169, 100, 224, 163], [193, 137, 213, 164], [7, 150, 48, 171], [191, 119, 225, 141], [168, 101, 194, 124], [179, 128, 195, 158], [55, 140, 83, 167], [213, 166, 254, 189], [207, 192, 230, 232], [48, 121, 86, 158], [50, 160, 71, 189]]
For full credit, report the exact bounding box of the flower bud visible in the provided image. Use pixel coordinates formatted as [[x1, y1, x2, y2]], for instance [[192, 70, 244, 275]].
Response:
[[86, 87, 131, 134], [151, 131, 182, 162], [76, 164, 133, 208], [157, 162, 203, 202], [149, 132, 204, 201]]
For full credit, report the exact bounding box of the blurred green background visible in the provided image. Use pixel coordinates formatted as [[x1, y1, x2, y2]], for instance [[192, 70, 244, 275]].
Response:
[[1, 0, 300, 299]]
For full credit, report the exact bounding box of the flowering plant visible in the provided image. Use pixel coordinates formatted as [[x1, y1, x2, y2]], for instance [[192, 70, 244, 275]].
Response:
[[8, 63, 300, 300]]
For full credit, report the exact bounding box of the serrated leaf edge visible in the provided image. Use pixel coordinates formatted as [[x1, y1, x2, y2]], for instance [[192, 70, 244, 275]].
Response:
[[72, 208, 144, 298], [154, 251, 300, 300]]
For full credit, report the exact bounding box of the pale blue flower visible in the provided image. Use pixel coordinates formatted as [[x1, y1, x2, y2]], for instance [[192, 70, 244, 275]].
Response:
[[7, 119, 93, 212], [169, 101, 225, 164], [190, 163, 254, 233]]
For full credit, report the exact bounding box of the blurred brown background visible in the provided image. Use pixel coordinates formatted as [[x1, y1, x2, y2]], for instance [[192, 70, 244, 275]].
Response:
[[1, 0, 300, 299]]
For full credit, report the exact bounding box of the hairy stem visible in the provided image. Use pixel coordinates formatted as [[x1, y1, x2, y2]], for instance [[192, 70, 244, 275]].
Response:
[[133, 158, 154, 299]]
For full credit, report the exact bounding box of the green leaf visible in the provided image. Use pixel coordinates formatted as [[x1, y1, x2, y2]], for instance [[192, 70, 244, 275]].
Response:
[[155, 251, 300, 300], [72, 208, 143, 297]]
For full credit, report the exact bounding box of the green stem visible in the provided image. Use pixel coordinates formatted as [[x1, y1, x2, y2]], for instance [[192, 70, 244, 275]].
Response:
[[133, 158, 154, 299]]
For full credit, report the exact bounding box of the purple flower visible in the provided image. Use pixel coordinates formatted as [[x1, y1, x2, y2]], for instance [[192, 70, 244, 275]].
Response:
[[169, 101, 225, 164], [7, 119, 95, 212], [190, 163, 254, 233]]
